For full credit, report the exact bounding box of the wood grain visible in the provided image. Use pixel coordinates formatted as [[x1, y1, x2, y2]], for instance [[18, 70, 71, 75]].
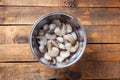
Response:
[[0, 0, 120, 7], [0, 7, 120, 25], [0, 62, 120, 79], [86, 26, 120, 43], [0, 26, 30, 44], [0, 0, 119, 79], [68, 62, 120, 79], [0, 26, 120, 44], [0, 44, 35, 62], [0, 44, 119, 62], [0, 63, 61, 80], [81, 44, 120, 62]]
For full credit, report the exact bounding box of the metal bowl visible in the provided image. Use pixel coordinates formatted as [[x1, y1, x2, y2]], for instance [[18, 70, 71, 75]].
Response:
[[30, 12, 87, 69]]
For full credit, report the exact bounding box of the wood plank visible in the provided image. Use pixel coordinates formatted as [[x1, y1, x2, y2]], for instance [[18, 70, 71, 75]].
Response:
[[0, 26, 30, 44], [67, 62, 120, 79], [0, 0, 120, 7], [0, 44, 35, 62], [0, 26, 120, 44], [0, 63, 62, 80], [76, 0, 120, 7], [0, 44, 119, 62], [86, 26, 120, 43], [0, 62, 120, 79], [81, 44, 120, 62], [0, 7, 120, 25]]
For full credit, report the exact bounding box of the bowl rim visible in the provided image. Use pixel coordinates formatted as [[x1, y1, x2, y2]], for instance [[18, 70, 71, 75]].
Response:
[[30, 12, 87, 69]]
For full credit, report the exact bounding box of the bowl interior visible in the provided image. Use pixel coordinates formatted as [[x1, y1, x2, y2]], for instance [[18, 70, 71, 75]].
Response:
[[30, 13, 86, 68]]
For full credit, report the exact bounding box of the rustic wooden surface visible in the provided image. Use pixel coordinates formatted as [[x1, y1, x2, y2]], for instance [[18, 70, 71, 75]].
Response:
[[0, 0, 120, 80], [0, 7, 120, 25], [0, 0, 120, 7]]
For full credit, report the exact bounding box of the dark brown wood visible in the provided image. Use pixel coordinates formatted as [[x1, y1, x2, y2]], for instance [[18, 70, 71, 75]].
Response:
[[0, 1, 119, 79], [0, 0, 120, 7], [0, 44, 35, 62], [76, 0, 120, 7], [81, 44, 120, 61], [0, 26, 120, 44], [0, 62, 120, 79], [0, 7, 120, 25], [0, 63, 62, 80], [0, 26, 31, 44], [0, 44, 119, 62], [85, 26, 120, 43], [67, 62, 120, 79]]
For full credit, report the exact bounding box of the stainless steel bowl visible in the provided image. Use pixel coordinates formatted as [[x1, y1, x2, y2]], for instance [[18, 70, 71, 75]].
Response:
[[30, 12, 87, 69]]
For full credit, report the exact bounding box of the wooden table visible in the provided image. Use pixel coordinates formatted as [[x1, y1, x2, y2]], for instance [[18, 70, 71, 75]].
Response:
[[0, 0, 120, 80]]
